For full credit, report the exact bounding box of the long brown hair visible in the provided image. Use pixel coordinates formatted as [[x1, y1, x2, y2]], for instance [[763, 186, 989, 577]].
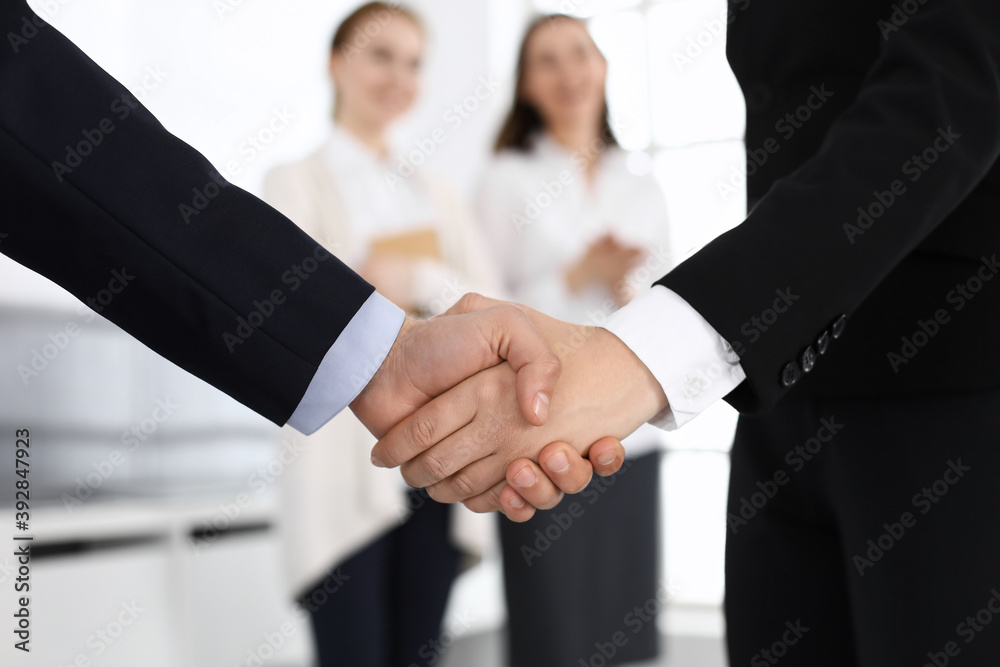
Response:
[[329, 2, 424, 119], [494, 14, 618, 154]]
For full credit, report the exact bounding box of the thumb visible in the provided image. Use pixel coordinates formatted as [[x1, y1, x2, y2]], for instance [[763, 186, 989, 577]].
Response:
[[447, 294, 561, 426]]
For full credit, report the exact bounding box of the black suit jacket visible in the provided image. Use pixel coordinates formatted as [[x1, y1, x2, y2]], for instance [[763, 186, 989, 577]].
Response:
[[661, 0, 1000, 414], [0, 2, 375, 425]]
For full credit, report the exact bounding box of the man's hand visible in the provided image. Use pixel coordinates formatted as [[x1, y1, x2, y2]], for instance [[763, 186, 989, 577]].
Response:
[[349, 299, 562, 443], [487, 437, 626, 522], [370, 294, 668, 505]]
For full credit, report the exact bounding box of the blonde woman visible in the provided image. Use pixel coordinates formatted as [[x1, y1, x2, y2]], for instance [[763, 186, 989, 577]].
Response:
[[265, 4, 498, 665]]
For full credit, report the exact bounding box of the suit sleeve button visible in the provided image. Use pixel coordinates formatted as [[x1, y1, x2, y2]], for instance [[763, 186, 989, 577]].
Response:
[[831, 314, 847, 339], [800, 347, 817, 373], [781, 361, 802, 387], [816, 331, 831, 355]]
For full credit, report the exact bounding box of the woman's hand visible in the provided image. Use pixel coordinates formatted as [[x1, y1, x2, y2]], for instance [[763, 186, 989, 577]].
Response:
[[565, 234, 644, 301]]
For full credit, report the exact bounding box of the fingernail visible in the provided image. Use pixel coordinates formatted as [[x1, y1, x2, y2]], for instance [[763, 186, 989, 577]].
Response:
[[597, 450, 616, 466], [513, 467, 536, 488], [545, 452, 569, 473], [371, 454, 386, 468], [532, 392, 550, 423], [508, 495, 525, 509]]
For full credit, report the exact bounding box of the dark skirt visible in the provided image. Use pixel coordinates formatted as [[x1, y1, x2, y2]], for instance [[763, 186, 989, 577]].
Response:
[[500, 450, 662, 667]]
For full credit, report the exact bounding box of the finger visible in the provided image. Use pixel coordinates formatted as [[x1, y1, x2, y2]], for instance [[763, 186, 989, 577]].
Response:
[[424, 453, 505, 504], [462, 480, 506, 514], [505, 458, 567, 510], [588, 437, 626, 477], [534, 442, 594, 495], [443, 291, 509, 317], [447, 294, 561, 427], [460, 480, 539, 523], [372, 379, 477, 471], [499, 484, 538, 522]]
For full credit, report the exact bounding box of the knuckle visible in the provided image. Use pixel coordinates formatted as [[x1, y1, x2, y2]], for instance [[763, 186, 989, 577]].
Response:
[[419, 451, 450, 483], [408, 416, 437, 451], [499, 303, 528, 324], [464, 483, 504, 514], [455, 292, 481, 313], [464, 495, 497, 514], [449, 471, 477, 499]]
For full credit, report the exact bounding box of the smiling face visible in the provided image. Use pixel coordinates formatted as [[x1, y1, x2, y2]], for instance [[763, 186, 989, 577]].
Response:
[[518, 18, 608, 130], [329, 14, 424, 129]]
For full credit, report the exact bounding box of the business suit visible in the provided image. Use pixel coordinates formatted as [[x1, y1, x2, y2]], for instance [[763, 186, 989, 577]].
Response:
[[657, 0, 1000, 663], [0, 1, 390, 432]]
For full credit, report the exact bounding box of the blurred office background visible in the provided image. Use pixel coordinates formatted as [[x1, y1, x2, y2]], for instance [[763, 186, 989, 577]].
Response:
[[0, 0, 745, 664]]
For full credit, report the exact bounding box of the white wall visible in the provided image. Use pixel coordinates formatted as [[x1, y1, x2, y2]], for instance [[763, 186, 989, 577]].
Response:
[[6, 0, 533, 309]]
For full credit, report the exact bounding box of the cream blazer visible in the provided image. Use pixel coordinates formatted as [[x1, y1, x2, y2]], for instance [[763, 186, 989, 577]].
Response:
[[265, 149, 499, 598]]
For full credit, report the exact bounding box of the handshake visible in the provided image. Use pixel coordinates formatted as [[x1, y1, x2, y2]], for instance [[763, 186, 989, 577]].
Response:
[[349, 293, 669, 522]]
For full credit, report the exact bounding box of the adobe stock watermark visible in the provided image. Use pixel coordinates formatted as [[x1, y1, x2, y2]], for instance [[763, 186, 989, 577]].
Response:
[[336, 1, 404, 61], [853, 459, 971, 577], [727, 416, 844, 534], [384, 75, 501, 190], [47, 66, 167, 182], [844, 125, 961, 244], [53, 600, 146, 666], [222, 244, 331, 353], [349, 334, 396, 395], [717, 85, 835, 202], [921, 588, 1000, 666], [879, 0, 928, 40], [577, 578, 681, 667], [509, 118, 628, 234], [750, 619, 810, 666], [297, 568, 351, 616], [189, 436, 307, 554], [672, 0, 752, 72], [887, 254, 999, 373], [405, 610, 473, 667], [230, 614, 308, 667], [61, 398, 182, 513], [6, 0, 74, 54], [728, 287, 800, 358], [179, 107, 295, 224], [50, 89, 157, 183], [520, 457, 639, 567], [544, 243, 671, 359], [427, 276, 471, 317], [17, 267, 135, 385]]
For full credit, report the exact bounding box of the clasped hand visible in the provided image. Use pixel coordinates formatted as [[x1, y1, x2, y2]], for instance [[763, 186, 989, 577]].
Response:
[[349, 293, 667, 521]]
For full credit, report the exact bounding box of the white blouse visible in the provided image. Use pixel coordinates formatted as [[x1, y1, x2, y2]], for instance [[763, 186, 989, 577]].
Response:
[[263, 126, 499, 597], [318, 124, 499, 312], [478, 133, 674, 454]]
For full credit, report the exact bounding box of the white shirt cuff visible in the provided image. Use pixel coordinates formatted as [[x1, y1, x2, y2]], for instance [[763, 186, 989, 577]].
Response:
[[286, 291, 405, 435], [602, 285, 746, 431]]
